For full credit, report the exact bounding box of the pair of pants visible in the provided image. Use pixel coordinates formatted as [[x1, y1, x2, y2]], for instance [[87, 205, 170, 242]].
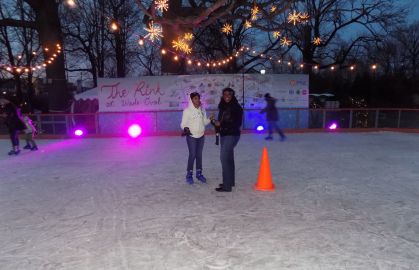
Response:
[[267, 121, 285, 138], [25, 133, 37, 147], [186, 135, 205, 171], [220, 135, 240, 190], [9, 130, 19, 147]]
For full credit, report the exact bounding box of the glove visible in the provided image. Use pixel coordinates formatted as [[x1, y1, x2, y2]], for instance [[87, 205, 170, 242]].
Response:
[[181, 127, 192, 136]]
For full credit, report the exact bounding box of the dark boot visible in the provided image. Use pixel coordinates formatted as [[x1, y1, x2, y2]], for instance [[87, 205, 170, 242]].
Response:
[[196, 169, 207, 183], [185, 170, 193, 184]]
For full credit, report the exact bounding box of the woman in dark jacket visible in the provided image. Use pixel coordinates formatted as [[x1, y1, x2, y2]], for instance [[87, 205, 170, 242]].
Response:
[[260, 93, 286, 141], [211, 88, 243, 192], [1, 100, 25, 155]]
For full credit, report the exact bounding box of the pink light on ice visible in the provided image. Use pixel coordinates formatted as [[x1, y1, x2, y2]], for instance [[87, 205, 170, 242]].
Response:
[[74, 129, 84, 136], [128, 124, 142, 138], [328, 123, 338, 130]]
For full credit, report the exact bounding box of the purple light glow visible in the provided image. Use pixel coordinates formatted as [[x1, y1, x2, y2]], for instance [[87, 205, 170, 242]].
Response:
[[128, 124, 142, 138], [328, 123, 338, 130], [256, 125, 264, 131], [74, 129, 84, 136]]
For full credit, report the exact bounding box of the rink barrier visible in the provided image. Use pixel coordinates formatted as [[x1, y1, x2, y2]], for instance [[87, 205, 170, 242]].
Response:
[[1, 108, 419, 138]]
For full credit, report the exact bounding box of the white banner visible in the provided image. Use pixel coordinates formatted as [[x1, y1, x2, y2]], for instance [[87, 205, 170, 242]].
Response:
[[98, 74, 308, 112]]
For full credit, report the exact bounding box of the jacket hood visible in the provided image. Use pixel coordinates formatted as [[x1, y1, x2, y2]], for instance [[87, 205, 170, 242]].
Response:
[[218, 95, 240, 110], [187, 95, 201, 110]]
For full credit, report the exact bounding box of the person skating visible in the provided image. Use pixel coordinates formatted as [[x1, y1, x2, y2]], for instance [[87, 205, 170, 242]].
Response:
[[22, 115, 38, 151], [260, 93, 286, 141], [0, 99, 26, 155], [211, 88, 243, 192], [180, 92, 212, 184]]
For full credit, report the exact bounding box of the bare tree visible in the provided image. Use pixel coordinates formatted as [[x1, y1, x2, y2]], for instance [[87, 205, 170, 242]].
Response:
[[395, 22, 419, 78], [0, 0, 41, 108], [279, 0, 407, 73], [0, 0, 70, 111]]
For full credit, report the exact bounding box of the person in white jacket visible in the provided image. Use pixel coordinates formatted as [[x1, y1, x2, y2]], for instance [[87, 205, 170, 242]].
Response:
[[180, 92, 212, 184]]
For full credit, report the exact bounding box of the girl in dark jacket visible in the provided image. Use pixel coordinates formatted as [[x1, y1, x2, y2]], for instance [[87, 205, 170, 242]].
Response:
[[211, 88, 243, 192], [1, 100, 26, 155]]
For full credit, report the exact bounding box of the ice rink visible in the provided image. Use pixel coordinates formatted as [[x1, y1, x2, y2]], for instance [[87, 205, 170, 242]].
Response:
[[1, 132, 418, 269]]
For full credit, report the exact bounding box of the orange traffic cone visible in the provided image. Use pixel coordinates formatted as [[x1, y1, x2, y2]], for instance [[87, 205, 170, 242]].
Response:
[[254, 147, 275, 191]]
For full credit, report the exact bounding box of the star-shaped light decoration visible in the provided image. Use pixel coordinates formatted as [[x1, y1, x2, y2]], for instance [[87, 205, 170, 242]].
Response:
[[299, 12, 310, 22], [172, 38, 192, 54], [312, 37, 322, 46], [183, 33, 193, 41], [251, 5, 259, 21], [270, 6, 277, 13], [144, 21, 163, 42], [287, 10, 301, 25], [273, 31, 281, 39], [221, 23, 233, 35], [281, 37, 291, 47], [155, 0, 169, 12], [244, 20, 252, 29]]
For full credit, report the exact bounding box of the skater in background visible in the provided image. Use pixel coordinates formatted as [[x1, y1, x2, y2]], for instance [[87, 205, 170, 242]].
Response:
[[260, 93, 286, 141], [180, 92, 212, 184], [0, 99, 26, 155], [22, 115, 38, 151], [211, 87, 243, 192]]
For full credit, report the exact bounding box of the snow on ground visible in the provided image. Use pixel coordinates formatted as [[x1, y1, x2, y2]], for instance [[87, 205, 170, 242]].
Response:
[[0, 132, 419, 270]]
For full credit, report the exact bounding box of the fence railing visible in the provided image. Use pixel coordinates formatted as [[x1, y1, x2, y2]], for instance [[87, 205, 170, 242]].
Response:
[[1, 108, 419, 136]]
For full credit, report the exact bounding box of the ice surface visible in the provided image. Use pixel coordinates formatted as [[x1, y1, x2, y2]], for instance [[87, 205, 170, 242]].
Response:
[[1, 132, 419, 269]]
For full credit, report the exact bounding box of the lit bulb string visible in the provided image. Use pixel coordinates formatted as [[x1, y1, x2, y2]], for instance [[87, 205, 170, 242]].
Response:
[[0, 44, 63, 74], [67, 0, 310, 68], [81, 2, 378, 71], [54, 1, 319, 70], [138, 35, 377, 71]]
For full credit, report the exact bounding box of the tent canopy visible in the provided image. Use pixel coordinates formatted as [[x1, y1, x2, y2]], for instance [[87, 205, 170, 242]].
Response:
[[74, 88, 98, 101]]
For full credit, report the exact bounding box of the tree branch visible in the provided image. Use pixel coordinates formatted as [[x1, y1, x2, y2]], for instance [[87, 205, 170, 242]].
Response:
[[0, 18, 37, 29]]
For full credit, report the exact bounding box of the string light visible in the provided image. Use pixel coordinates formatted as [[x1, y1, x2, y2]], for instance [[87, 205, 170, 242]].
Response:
[[0, 42, 62, 73], [110, 21, 118, 31], [138, 38, 144, 46], [67, 0, 76, 7]]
